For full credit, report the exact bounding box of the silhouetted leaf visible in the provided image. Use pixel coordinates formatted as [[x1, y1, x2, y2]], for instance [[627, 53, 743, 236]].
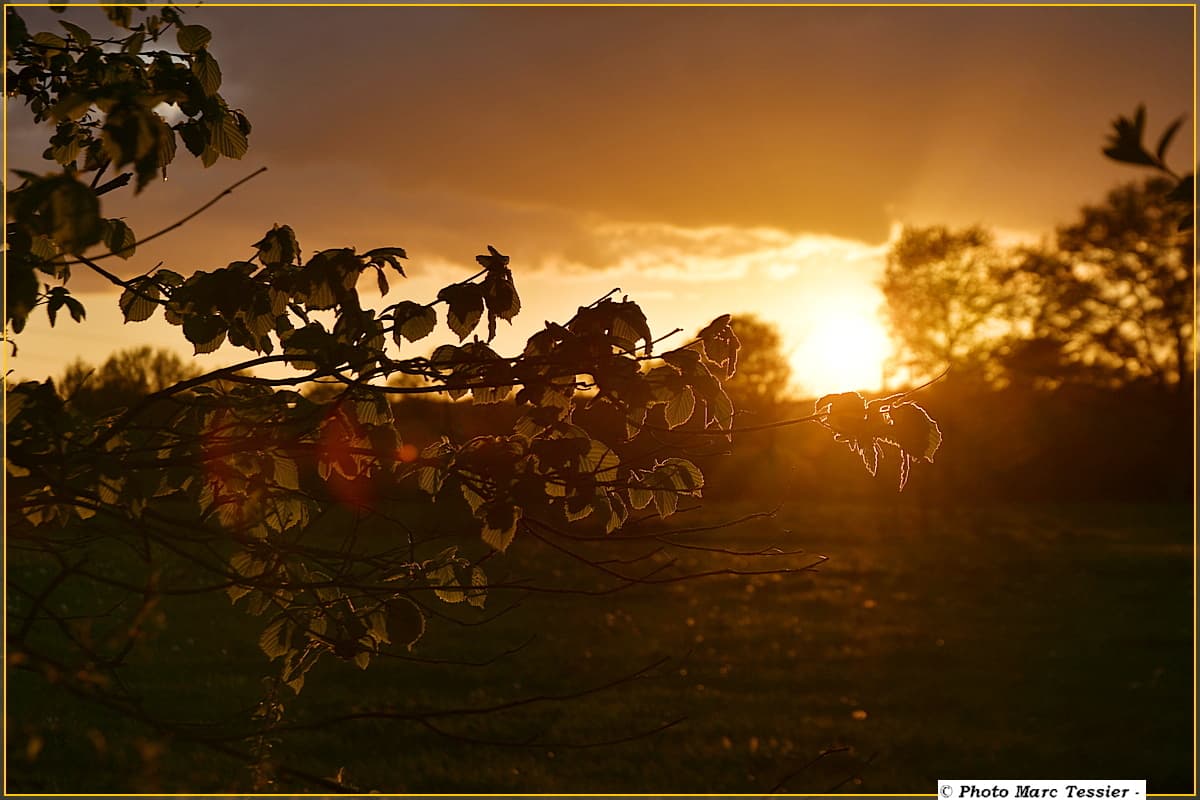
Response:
[[475, 244, 509, 272], [209, 113, 248, 159], [183, 315, 227, 354], [482, 262, 521, 342], [191, 50, 222, 96], [48, 93, 92, 123], [884, 402, 942, 462], [1103, 105, 1159, 167], [254, 224, 300, 267], [438, 282, 485, 341], [467, 567, 487, 609], [178, 120, 207, 157], [481, 503, 521, 552], [391, 301, 436, 344], [663, 385, 695, 429], [259, 615, 292, 659], [365, 247, 407, 274], [427, 563, 466, 603], [31, 31, 67, 53], [103, 218, 136, 259], [176, 24, 211, 53], [17, 174, 104, 253], [384, 597, 425, 649], [57, 20, 91, 47], [119, 278, 159, 323], [1155, 116, 1184, 164], [63, 295, 86, 323]]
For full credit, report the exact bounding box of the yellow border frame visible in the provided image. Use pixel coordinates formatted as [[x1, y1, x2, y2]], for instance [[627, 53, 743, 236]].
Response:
[[2, 3, 1196, 798]]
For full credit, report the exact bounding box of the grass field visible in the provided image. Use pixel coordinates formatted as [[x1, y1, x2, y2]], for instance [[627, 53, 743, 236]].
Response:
[[6, 499, 1194, 793]]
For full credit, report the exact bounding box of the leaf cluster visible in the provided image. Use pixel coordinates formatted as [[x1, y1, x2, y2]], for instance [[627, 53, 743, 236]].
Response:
[[814, 391, 942, 490], [5, 5, 250, 334]]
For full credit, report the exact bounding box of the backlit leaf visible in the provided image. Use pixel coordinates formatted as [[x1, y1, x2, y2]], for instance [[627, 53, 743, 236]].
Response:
[[103, 218, 136, 259], [118, 279, 160, 322], [392, 301, 437, 343], [191, 50, 222, 96], [209, 113, 248, 159], [57, 20, 91, 47], [258, 615, 291, 659], [176, 24, 211, 53], [438, 282, 485, 341], [663, 386, 695, 429]]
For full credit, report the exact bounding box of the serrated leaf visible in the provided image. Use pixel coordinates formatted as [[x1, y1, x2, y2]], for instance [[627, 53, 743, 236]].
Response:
[[580, 439, 620, 480], [258, 616, 291, 659], [176, 24, 211, 53], [416, 465, 443, 495], [707, 387, 734, 431], [428, 564, 465, 603], [209, 113, 248, 159], [50, 136, 80, 166], [659, 457, 704, 491], [652, 488, 679, 518], [603, 492, 628, 534], [467, 567, 487, 609], [157, 120, 177, 173], [118, 280, 160, 322], [48, 92, 92, 123], [611, 301, 653, 355], [392, 301, 437, 343], [274, 455, 300, 490], [481, 504, 521, 552], [31, 31, 67, 52], [884, 402, 943, 462], [254, 224, 300, 267], [628, 483, 653, 510], [191, 50, 222, 96], [697, 313, 732, 341], [183, 315, 227, 354], [58, 20, 91, 47], [663, 385, 696, 429], [438, 283, 485, 341], [104, 218, 137, 259]]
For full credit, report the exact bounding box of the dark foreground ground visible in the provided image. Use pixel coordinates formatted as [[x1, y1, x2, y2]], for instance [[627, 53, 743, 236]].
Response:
[[6, 500, 1194, 793]]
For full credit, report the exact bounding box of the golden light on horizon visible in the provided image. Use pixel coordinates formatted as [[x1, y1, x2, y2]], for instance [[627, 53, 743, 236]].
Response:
[[790, 308, 893, 397]]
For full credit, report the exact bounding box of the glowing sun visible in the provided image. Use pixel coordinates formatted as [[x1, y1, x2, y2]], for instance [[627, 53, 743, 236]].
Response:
[[791, 309, 893, 397]]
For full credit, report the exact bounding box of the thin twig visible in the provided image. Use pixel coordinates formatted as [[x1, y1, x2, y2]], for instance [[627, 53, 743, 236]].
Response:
[[63, 166, 269, 265]]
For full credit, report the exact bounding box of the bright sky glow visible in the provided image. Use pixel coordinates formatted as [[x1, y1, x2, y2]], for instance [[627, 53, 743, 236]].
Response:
[[788, 308, 894, 397], [3, 6, 1192, 401]]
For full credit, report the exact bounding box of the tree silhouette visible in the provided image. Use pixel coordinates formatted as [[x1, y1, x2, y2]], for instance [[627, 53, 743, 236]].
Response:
[[880, 225, 1025, 384], [1011, 179, 1193, 390], [58, 346, 202, 415]]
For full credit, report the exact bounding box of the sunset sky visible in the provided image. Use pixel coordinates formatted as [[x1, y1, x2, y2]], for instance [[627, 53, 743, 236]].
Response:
[[5, 4, 1194, 396]]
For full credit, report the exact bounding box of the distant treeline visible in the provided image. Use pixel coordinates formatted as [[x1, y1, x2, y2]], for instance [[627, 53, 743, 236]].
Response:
[[705, 380, 1192, 504], [379, 377, 1192, 505]]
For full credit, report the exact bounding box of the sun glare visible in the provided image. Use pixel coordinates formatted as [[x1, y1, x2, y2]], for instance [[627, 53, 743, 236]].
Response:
[[791, 309, 893, 397]]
